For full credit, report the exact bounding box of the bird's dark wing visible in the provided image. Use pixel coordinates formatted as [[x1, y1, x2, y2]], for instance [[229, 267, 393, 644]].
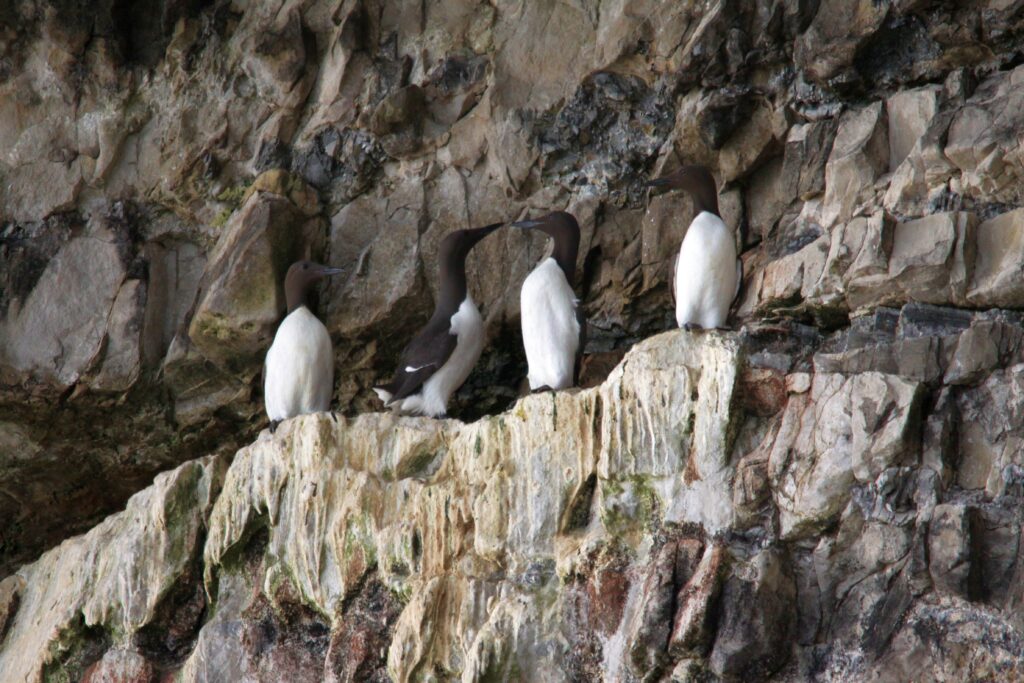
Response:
[[573, 302, 587, 386], [376, 320, 458, 402], [733, 257, 743, 304]]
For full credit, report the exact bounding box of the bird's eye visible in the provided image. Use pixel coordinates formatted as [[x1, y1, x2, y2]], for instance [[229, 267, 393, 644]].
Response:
[[303, 264, 309, 270]]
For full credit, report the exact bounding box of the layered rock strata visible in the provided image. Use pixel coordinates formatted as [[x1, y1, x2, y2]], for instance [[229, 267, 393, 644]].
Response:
[[4, 0, 1024, 576], [2, 326, 1023, 681], [3, 1, 1024, 679]]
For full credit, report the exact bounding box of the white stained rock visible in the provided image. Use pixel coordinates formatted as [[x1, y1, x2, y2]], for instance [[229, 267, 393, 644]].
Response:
[[196, 330, 741, 679], [769, 372, 922, 540], [0, 458, 223, 683], [0, 319, 1020, 681], [598, 330, 741, 534]]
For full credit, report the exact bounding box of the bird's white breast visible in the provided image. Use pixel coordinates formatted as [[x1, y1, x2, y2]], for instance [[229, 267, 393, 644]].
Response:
[[520, 257, 580, 391], [675, 211, 738, 329], [264, 306, 334, 422]]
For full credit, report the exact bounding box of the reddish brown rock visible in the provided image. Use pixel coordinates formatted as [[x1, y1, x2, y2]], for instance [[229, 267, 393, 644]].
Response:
[[82, 648, 155, 683], [324, 580, 401, 683], [669, 543, 729, 658], [738, 367, 788, 416]]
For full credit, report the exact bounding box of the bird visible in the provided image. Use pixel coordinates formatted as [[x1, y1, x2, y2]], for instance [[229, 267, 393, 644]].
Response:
[[264, 260, 343, 433], [512, 211, 586, 392], [646, 164, 741, 330], [374, 222, 502, 418]]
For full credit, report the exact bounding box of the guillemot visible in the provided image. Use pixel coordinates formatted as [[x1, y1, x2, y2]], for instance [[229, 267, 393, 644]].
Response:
[[264, 260, 343, 432], [374, 222, 502, 418], [512, 211, 586, 392], [647, 165, 741, 330]]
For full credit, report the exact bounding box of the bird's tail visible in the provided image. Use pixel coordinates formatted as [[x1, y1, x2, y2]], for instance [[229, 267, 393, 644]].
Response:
[[373, 386, 394, 406]]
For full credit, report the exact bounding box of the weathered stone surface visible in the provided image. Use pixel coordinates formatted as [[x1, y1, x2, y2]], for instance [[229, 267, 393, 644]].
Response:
[[968, 208, 1024, 308], [709, 548, 796, 680], [945, 65, 1024, 206], [794, 0, 890, 84], [81, 647, 154, 683], [865, 601, 1024, 682], [747, 206, 988, 317], [0, 457, 222, 682], [187, 191, 312, 372], [3, 321, 1024, 680], [887, 86, 941, 172], [877, 212, 975, 306], [769, 372, 922, 539], [669, 543, 728, 658], [0, 575, 23, 643], [882, 109, 958, 217], [5, 1, 1024, 681], [822, 102, 888, 227], [0, 226, 127, 388], [956, 364, 1024, 496], [929, 504, 977, 599]]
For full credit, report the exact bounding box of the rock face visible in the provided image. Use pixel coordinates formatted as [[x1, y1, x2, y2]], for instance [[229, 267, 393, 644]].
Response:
[[3, 0, 1024, 680], [2, 329, 1024, 682]]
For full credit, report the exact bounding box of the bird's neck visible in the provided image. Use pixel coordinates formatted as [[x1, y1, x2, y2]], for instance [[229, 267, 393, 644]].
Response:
[[286, 282, 311, 314], [551, 237, 579, 289], [286, 295, 306, 315], [684, 179, 720, 217], [436, 259, 468, 319]]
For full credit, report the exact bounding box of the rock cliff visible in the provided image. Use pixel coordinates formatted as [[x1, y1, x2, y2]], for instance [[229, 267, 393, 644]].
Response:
[[3, 0, 1024, 680], [3, 328, 1024, 681]]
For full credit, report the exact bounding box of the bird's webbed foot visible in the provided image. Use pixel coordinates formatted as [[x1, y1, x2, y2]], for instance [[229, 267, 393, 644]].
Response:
[[269, 420, 281, 434]]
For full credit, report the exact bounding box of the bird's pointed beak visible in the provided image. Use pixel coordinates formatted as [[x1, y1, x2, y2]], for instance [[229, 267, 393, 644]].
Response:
[[512, 219, 544, 230], [645, 176, 673, 197], [317, 266, 344, 276], [465, 222, 504, 246]]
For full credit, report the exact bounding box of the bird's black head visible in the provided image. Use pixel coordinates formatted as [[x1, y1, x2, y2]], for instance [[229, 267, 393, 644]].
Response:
[[645, 164, 720, 217], [436, 222, 504, 310], [284, 260, 344, 313], [439, 222, 503, 264], [512, 211, 581, 286]]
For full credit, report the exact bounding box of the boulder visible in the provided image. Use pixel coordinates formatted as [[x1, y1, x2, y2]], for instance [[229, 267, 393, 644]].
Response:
[[187, 192, 310, 373], [968, 208, 1024, 308], [822, 102, 889, 227], [709, 548, 796, 680], [928, 504, 978, 599], [887, 86, 941, 172], [945, 65, 1024, 205], [0, 226, 126, 389]]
